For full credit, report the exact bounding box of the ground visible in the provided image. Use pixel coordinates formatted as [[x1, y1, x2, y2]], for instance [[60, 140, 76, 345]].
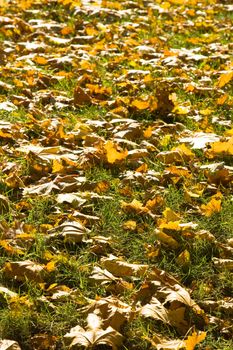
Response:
[[0, 0, 232, 349]]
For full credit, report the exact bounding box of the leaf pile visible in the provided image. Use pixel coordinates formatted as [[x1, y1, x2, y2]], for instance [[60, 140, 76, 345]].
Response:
[[0, 0, 232, 349]]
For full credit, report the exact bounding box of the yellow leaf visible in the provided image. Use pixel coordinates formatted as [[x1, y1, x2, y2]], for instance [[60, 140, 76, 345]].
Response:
[[135, 163, 148, 173], [185, 84, 195, 92], [43, 250, 54, 260], [18, 0, 33, 9], [217, 71, 233, 88], [122, 220, 137, 231], [0, 240, 24, 255], [86, 26, 98, 36], [176, 250, 190, 266], [104, 141, 128, 164], [160, 134, 171, 147], [172, 105, 190, 115], [101, 255, 148, 277], [157, 150, 184, 164], [163, 208, 180, 222], [33, 56, 48, 65], [173, 144, 195, 160], [200, 108, 213, 116], [217, 94, 228, 105], [13, 79, 24, 88], [200, 192, 222, 217], [131, 99, 150, 110], [45, 261, 57, 272], [159, 221, 180, 231], [52, 159, 65, 173], [146, 196, 164, 211], [143, 126, 153, 138], [154, 230, 179, 250], [185, 331, 206, 350], [225, 129, 233, 136], [205, 137, 233, 158], [121, 199, 148, 214], [94, 180, 110, 193]]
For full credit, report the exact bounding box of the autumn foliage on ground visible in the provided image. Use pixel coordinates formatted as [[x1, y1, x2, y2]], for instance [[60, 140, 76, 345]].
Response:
[[0, 0, 232, 349]]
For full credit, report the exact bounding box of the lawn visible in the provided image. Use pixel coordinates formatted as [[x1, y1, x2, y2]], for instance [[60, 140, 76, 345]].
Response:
[[0, 0, 232, 349]]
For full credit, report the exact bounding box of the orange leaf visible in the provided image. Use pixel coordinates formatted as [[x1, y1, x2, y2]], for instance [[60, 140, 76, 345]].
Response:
[[135, 163, 148, 173], [33, 56, 48, 65], [200, 192, 222, 217], [45, 261, 57, 272], [217, 94, 228, 105], [61, 26, 73, 35], [131, 99, 150, 110], [144, 126, 153, 138], [104, 141, 128, 164], [217, 71, 233, 88], [205, 137, 233, 158], [185, 331, 206, 350]]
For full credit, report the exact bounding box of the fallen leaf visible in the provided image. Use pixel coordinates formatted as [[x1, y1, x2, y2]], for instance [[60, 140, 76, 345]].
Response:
[[184, 331, 206, 350], [217, 71, 233, 88], [4, 260, 45, 283], [0, 339, 21, 350], [101, 255, 148, 277], [64, 312, 123, 349], [104, 141, 128, 164], [200, 192, 222, 217], [140, 297, 170, 323]]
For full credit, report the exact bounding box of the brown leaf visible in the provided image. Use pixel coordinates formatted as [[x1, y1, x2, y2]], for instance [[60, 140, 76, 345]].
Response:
[[3, 260, 45, 283], [140, 297, 170, 323], [64, 312, 123, 349], [82, 296, 132, 331], [48, 221, 89, 243], [101, 255, 148, 277], [73, 86, 92, 106], [0, 339, 21, 350]]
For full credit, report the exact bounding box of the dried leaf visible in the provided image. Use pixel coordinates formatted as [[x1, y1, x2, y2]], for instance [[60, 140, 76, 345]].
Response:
[[140, 297, 170, 323], [0, 339, 21, 350], [101, 255, 148, 277], [184, 331, 206, 350], [104, 141, 128, 164], [64, 313, 123, 349], [4, 260, 45, 283], [73, 86, 92, 106], [200, 192, 222, 217], [217, 71, 233, 88]]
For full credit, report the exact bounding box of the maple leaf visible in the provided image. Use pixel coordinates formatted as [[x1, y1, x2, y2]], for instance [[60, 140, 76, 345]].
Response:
[[64, 312, 123, 349], [184, 331, 206, 350], [104, 141, 128, 164], [205, 137, 233, 158], [101, 255, 148, 277], [200, 192, 222, 217], [0, 339, 21, 350], [131, 99, 150, 110], [3, 260, 45, 283], [0, 0, 233, 347], [82, 296, 132, 331], [140, 297, 170, 324], [217, 71, 233, 88], [73, 86, 92, 106]]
